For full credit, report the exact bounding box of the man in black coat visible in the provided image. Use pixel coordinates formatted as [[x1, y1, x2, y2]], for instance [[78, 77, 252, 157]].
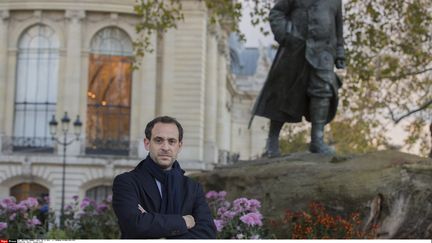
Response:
[[112, 116, 216, 239], [251, 0, 345, 156]]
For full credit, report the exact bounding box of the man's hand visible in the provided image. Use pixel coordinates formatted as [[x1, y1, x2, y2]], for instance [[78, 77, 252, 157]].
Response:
[[182, 215, 196, 229], [335, 58, 345, 69]]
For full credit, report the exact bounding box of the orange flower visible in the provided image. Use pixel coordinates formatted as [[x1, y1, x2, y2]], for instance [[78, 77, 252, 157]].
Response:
[[269, 201, 379, 239]]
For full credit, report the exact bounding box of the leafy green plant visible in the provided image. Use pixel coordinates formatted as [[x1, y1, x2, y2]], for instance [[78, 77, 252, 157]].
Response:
[[58, 195, 119, 239]]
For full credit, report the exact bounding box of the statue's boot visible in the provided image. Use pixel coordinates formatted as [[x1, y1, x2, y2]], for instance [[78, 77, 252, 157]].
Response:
[[263, 120, 283, 158], [309, 98, 335, 155]]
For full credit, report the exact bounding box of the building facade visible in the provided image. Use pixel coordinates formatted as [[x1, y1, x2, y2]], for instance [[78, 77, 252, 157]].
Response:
[[229, 35, 275, 161], [0, 0, 268, 213]]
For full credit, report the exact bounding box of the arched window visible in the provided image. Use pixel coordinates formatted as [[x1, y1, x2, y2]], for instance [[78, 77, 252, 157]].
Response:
[[85, 185, 112, 203], [13, 24, 59, 152], [86, 27, 133, 155], [10, 182, 49, 202]]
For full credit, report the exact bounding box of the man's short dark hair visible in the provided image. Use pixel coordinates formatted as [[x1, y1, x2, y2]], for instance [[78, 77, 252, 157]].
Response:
[[145, 116, 184, 142]]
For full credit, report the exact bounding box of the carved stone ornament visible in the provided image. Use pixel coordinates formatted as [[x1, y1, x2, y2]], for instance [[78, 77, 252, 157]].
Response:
[[0, 10, 10, 21], [65, 10, 86, 22]]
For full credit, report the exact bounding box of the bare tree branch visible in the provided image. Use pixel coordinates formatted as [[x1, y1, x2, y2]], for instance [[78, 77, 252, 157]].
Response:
[[381, 67, 432, 80], [389, 99, 432, 124]]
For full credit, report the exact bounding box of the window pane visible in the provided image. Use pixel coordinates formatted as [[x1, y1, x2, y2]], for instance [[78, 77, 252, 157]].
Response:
[[10, 183, 49, 202], [85, 185, 112, 203], [13, 24, 59, 152], [90, 27, 133, 56], [86, 27, 133, 155]]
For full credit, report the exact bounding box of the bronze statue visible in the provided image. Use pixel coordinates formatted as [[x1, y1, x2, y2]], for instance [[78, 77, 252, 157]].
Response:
[[249, 0, 345, 157]]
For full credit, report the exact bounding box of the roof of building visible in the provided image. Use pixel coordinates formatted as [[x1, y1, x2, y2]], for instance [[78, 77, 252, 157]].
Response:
[[229, 33, 276, 77]]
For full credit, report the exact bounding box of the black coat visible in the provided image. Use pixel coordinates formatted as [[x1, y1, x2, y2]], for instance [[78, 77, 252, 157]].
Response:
[[112, 158, 216, 239], [251, 0, 344, 124]]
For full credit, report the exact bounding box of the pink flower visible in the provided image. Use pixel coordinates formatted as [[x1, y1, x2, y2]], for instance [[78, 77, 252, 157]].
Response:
[[0, 197, 16, 210], [217, 206, 228, 216], [26, 216, 41, 228], [206, 191, 227, 201], [249, 199, 261, 212], [72, 195, 79, 201], [17, 201, 28, 212], [213, 219, 224, 232], [9, 213, 16, 221], [205, 191, 219, 200], [80, 198, 92, 209], [106, 195, 113, 203], [23, 197, 39, 208], [233, 198, 250, 213], [218, 191, 227, 199], [1, 197, 15, 205], [221, 210, 237, 220], [0, 222, 7, 231], [240, 212, 263, 226], [96, 203, 108, 213], [8, 204, 18, 212]]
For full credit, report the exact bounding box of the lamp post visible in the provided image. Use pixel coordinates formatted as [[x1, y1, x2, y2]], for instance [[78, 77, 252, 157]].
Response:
[[49, 112, 82, 229]]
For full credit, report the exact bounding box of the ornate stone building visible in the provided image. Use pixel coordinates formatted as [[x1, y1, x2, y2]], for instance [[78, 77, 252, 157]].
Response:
[[229, 34, 275, 161], [0, 0, 268, 213]]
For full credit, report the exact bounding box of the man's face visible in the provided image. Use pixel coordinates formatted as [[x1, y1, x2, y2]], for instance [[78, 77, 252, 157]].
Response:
[[144, 122, 182, 170]]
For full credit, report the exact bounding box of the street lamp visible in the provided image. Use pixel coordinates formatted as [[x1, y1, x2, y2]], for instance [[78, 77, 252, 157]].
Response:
[[49, 112, 82, 229]]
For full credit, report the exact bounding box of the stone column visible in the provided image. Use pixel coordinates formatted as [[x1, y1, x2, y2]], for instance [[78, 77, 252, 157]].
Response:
[[159, 3, 208, 165], [216, 33, 230, 163], [135, 32, 158, 158], [203, 27, 218, 164], [63, 10, 85, 156], [0, 10, 9, 151], [158, 30, 176, 116]]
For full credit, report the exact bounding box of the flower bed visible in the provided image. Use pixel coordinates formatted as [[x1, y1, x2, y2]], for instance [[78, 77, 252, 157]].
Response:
[[206, 190, 267, 239]]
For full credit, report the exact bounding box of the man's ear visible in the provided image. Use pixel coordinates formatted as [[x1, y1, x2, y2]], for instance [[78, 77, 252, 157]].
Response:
[[144, 138, 150, 151], [178, 141, 183, 152]]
